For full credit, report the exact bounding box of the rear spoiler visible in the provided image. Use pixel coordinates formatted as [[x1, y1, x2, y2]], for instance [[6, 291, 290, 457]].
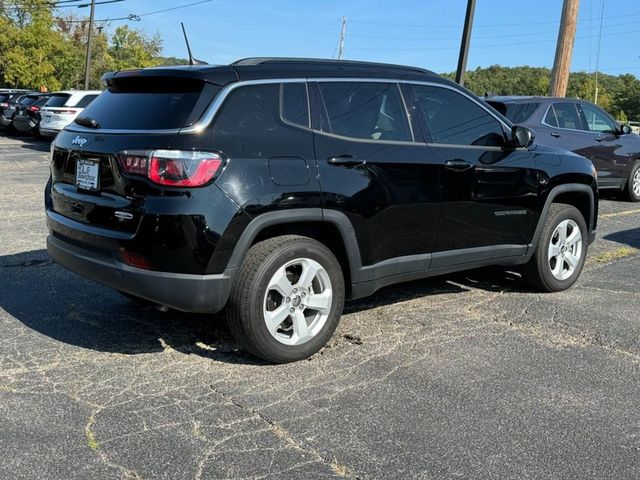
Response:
[[101, 66, 238, 87]]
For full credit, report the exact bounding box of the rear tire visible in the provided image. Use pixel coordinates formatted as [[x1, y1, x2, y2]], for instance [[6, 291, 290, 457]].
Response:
[[522, 203, 588, 292], [622, 161, 640, 202], [226, 235, 345, 363]]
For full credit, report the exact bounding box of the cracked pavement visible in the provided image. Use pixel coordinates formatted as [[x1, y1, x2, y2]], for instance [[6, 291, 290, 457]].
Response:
[[1, 135, 640, 479]]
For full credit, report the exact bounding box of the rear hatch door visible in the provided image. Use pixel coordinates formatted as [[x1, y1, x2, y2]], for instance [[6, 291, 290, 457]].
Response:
[[49, 75, 221, 235]]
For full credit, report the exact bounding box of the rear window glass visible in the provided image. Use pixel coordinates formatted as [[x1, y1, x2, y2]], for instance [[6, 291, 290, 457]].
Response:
[[545, 103, 581, 129], [74, 94, 98, 108], [0, 94, 10, 102], [280, 83, 309, 127], [45, 94, 71, 107], [19, 96, 39, 106], [489, 102, 540, 123], [77, 77, 212, 129], [33, 96, 51, 106]]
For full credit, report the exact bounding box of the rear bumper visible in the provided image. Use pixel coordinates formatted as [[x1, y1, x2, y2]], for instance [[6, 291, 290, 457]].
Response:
[[13, 117, 36, 132], [0, 115, 14, 128], [47, 234, 235, 313]]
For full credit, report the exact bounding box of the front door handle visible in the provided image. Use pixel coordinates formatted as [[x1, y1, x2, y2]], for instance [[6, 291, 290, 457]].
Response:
[[327, 155, 367, 167], [550, 132, 561, 138], [444, 159, 474, 172], [594, 135, 604, 142]]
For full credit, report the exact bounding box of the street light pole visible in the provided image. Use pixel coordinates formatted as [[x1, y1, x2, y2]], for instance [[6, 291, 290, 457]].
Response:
[[83, 0, 96, 90], [455, 0, 476, 86]]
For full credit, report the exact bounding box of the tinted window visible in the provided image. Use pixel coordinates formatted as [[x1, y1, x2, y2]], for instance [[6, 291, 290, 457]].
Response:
[[316, 82, 411, 141], [74, 94, 98, 108], [33, 96, 51, 107], [19, 96, 39, 106], [280, 83, 309, 127], [544, 103, 581, 130], [489, 101, 540, 123], [412, 85, 505, 146], [76, 77, 213, 129], [578, 103, 616, 133], [45, 94, 71, 108], [0, 94, 9, 102]]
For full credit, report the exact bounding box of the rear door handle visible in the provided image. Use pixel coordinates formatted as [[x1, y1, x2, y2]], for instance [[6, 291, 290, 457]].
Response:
[[594, 135, 604, 142], [550, 132, 561, 138], [327, 155, 367, 167], [444, 159, 474, 172]]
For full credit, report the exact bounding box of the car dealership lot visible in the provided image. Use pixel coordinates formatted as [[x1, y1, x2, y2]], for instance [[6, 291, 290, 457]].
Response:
[[1, 135, 639, 479]]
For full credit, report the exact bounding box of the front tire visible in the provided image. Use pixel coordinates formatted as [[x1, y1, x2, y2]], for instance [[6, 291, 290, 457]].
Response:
[[226, 235, 345, 363], [522, 203, 588, 292], [623, 161, 640, 202]]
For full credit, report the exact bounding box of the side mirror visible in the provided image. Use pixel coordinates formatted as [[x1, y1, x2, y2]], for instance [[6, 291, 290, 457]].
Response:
[[620, 124, 632, 135], [511, 125, 535, 148]]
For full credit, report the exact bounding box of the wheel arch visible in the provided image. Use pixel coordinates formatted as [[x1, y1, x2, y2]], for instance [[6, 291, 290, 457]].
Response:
[[526, 183, 596, 258], [225, 209, 362, 292]]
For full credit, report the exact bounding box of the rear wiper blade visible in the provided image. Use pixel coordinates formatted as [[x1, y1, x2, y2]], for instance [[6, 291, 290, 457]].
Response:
[[75, 116, 101, 129]]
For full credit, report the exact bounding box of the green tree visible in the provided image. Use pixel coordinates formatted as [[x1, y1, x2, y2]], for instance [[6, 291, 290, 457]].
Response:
[[108, 25, 162, 72]]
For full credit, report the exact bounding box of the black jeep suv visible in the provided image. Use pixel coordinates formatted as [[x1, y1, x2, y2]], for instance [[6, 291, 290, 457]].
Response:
[[46, 58, 598, 363]]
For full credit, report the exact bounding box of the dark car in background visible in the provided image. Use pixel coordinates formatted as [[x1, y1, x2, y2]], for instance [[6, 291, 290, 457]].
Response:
[[13, 93, 52, 136], [45, 58, 598, 362], [487, 96, 640, 202], [0, 91, 35, 130]]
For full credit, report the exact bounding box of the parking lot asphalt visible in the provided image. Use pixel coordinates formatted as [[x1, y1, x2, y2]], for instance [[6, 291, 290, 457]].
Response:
[[1, 134, 639, 479]]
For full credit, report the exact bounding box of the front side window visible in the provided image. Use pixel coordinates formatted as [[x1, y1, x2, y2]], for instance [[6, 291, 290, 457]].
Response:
[[316, 82, 411, 142], [578, 103, 616, 133], [544, 103, 581, 130], [412, 85, 505, 146]]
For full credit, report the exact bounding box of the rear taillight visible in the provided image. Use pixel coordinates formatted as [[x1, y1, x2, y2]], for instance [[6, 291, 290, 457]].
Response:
[[116, 150, 223, 187], [27, 105, 40, 112], [0, 102, 8, 108]]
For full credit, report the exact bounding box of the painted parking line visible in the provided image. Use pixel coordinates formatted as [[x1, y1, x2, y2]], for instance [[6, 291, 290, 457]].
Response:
[[599, 209, 640, 218]]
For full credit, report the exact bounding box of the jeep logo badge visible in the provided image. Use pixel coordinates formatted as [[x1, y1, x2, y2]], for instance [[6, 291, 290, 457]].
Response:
[[71, 135, 88, 148]]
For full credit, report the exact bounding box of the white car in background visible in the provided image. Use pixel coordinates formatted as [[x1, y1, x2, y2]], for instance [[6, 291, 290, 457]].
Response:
[[39, 90, 101, 137]]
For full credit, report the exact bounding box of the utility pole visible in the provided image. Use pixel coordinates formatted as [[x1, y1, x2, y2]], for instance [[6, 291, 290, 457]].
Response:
[[594, 0, 604, 105], [549, 0, 580, 97], [337, 16, 346, 60], [455, 0, 476, 86], [83, 0, 96, 90]]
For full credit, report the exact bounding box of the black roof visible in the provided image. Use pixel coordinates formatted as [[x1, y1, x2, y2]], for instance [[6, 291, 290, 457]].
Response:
[[103, 57, 440, 86]]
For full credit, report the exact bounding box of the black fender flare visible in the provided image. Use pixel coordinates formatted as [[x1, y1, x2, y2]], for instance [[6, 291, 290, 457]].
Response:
[[225, 208, 363, 281], [525, 183, 596, 258]]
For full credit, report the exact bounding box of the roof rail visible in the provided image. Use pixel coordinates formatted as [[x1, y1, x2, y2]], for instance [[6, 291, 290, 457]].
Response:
[[230, 57, 432, 74]]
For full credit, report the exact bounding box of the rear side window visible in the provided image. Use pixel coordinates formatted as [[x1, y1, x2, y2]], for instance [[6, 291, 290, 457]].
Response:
[[315, 82, 411, 142], [489, 102, 540, 123], [76, 77, 215, 130], [280, 83, 309, 127], [411, 85, 505, 146], [74, 94, 98, 108], [45, 94, 71, 108], [544, 103, 581, 130]]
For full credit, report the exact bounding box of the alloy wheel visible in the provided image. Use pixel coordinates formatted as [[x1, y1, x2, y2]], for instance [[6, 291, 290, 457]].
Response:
[[263, 258, 333, 346], [548, 219, 583, 281]]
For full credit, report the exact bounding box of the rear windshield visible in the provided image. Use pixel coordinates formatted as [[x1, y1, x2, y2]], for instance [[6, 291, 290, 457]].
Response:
[[76, 77, 215, 130], [488, 101, 540, 123], [45, 94, 71, 108], [0, 94, 9, 102], [19, 96, 40, 106]]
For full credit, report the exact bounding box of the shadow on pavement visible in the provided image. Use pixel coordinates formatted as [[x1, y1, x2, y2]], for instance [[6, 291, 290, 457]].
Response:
[[603, 227, 640, 249], [1, 249, 531, 362], [1, 132, 51, 153]]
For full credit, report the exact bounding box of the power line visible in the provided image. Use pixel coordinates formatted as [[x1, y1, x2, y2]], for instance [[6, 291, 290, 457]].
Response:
[[349, 11, 640, 29]]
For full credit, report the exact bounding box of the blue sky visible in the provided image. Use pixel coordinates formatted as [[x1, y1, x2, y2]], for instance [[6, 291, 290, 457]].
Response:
[[61, 0, 640, 75]]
